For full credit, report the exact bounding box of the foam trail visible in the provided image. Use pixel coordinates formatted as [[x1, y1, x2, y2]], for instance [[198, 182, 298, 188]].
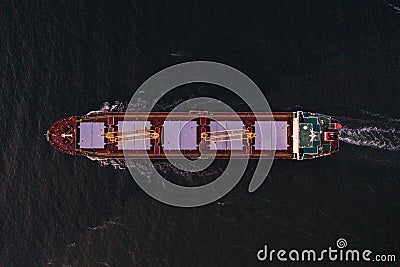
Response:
[[340, 126, 400, 151], [337, 114, 400, 151]]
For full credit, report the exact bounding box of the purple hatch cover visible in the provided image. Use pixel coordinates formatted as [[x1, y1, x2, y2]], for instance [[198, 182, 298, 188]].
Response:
[[163, 121, 197, 150], [254, 121, 288, 150], [78, 122, 105, 149]]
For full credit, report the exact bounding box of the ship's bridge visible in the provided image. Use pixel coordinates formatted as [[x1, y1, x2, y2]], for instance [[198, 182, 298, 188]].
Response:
[[296, 111, 341, 160]]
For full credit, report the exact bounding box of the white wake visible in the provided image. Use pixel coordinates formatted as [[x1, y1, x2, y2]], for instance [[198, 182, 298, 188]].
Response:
[[337, 113, 400, 151]]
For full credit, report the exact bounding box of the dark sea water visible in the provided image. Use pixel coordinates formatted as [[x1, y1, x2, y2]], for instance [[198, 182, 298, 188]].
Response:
[[1, 1, 400, 266]]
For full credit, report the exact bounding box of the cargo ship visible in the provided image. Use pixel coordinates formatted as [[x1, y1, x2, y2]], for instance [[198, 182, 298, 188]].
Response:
[[46, 111, 341, 160]]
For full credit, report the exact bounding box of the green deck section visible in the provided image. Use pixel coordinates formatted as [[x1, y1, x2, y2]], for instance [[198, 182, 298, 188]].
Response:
[[295, 112, 339, 160], [323, 144, 332, 153], [299, 114, 332, 158], [303, 117, 321, 132], [303, 147, 318, 154], [299, 123, 313, 148], [319, 116, 330, 130]]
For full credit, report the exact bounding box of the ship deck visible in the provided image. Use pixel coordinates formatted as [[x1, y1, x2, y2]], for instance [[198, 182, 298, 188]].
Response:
[[75, 112, 295, 159]]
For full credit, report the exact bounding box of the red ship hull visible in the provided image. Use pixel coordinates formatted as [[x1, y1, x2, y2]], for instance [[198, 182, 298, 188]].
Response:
[[47, 111, 340, 160]]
